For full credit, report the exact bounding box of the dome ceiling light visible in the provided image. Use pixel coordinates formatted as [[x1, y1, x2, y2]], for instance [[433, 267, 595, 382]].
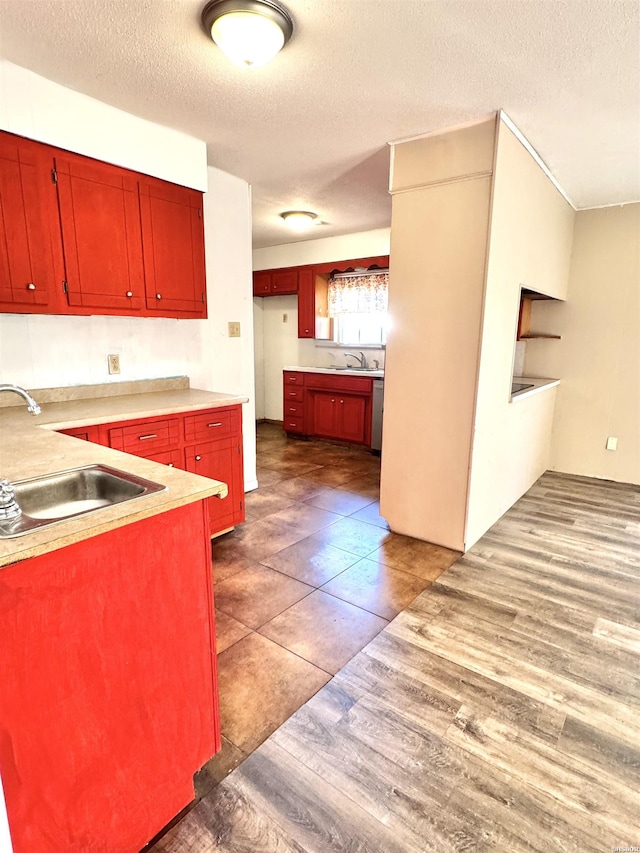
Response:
[[280, 211, 318, 231], [201, 0, 293, 68]]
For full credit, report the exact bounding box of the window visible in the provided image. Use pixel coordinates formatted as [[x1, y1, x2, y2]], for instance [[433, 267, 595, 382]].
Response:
[[335, 312, 387, 345], [328, 271, 388, 345]]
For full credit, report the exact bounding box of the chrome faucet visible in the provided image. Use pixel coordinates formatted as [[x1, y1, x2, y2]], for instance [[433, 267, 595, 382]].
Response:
[[0, 384, 41, 415], [344, 351, 368, 369]]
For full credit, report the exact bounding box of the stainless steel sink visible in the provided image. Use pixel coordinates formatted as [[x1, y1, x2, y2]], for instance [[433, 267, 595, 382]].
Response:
[[0, 464, 166, 538], [327, 366, 381, 372]]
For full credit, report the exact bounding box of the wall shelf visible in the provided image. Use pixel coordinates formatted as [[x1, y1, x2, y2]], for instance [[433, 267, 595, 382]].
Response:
[[517, 289, 561, 340]]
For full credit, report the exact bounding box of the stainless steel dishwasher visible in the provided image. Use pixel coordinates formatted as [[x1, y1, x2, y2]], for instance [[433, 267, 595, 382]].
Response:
[[371, 379, 384, 454]]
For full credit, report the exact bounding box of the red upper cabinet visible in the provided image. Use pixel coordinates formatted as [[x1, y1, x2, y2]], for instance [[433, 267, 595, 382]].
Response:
[[271, 269, 298, 294], [297, 268, 315, 337], [252, 268, 298, 296], [55, 152, 145, 312], [0, 129, 208, 320], [253, 270, 271, 296], [139, 178, 207, 318], [0, 133, 56, 311]]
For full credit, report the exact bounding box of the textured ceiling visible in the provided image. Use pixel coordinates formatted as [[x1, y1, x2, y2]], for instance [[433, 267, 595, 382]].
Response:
[[0, 0, 638, 248]]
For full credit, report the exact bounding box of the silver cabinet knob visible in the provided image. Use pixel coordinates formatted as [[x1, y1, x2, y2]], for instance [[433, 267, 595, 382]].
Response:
[[26, 283, 36, 291], [156, 293, 162, 300], [340, 399, 344, 404], [168, 463, 174, 467], [331, 398, 335, 403], [126, 291, 133, 297], [195, 455, 202, 461]]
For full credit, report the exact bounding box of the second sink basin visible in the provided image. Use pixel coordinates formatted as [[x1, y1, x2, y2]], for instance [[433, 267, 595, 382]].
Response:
[[0, 464, 167, 538]]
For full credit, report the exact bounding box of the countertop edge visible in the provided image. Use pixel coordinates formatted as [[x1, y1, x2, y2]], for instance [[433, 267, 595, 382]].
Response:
[[510, 377, 560, 402], [0, 388, 246, 568], [283, 365, 385, 378]]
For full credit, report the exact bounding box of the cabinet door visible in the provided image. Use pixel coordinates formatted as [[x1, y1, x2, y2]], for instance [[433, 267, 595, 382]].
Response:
[[311, 392, 338, 438], [140, 179, 207, 317], [297, 268, 315, 337], [0, 134, 54, 309], [253, 270, 271, 296], [55, 153, 145, 311], [271, 269, 298, 294], [337, 395, 367, 443], [185, 438, 242, 534]]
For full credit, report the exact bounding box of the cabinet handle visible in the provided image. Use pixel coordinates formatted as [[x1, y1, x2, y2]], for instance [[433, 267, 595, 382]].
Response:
[[168, 462, 174, 467], [207, 422, 222, 428], [126, 290, 133, 297], [289, 377, 297, 382], [331, 398, 335, 403], [288, 392, 296, 397], [340, 399, 344, 404], [138, 433, 157, 440], [26, 283, 36, 291], [195, 455, 202, 461], [156, 293, 162, 300]]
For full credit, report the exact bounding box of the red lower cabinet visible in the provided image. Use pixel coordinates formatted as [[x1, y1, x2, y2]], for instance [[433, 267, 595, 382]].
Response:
[[0, 501, 220, 853], [56, 404, 246, 537], [185, 437, 244, 533], [283, 371, 372, 446]]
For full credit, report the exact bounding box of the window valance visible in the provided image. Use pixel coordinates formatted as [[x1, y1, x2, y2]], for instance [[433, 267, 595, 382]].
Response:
[[328, 272, 389, 316]]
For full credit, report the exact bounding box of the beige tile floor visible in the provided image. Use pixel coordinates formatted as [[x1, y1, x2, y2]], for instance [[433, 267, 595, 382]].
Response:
[[192, 423, 460, 801]]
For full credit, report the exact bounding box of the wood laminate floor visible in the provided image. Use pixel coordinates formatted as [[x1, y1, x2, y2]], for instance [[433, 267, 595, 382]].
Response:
[[151, 458, 640, 851]]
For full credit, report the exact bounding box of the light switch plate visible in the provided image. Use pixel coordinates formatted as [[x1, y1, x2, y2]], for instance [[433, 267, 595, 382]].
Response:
[[606, 436, 618, 451], [228, 322, 241, 337]]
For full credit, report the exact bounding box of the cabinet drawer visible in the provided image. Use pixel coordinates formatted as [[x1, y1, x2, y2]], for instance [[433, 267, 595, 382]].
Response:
[[283, 387, 305, 402], [184, 408, 237, 443], [283, 402, 304, 418], [304, 373, 372, 394], [145, 448, 185, 469], [283, 416, 304, 434], [108, 418, 180, 456], [283, 371, 304, 386]]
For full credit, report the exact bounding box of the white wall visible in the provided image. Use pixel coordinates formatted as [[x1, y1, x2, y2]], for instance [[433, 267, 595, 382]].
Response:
[[464, 120, 575, 549], [252, 228, 390, 271], [526, 203, 640, 485], [252, 229, 390, 421], [0, 61, 206, 190], [383, 119, 496, 551], [0, 62, 257, 490]]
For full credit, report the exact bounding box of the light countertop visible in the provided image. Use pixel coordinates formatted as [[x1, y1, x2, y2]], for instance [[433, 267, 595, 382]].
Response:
[[284, 365, 385, 378], [511, 376, 560, 401], [0, 387, 248, 568]]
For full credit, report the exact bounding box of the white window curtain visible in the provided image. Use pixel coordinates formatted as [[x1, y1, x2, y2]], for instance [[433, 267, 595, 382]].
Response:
[[328, 273, 389, 316]]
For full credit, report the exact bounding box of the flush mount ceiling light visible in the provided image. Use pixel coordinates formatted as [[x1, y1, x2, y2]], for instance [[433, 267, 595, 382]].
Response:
[[280, 211, 318, 231], [201, 0, 293, 68]]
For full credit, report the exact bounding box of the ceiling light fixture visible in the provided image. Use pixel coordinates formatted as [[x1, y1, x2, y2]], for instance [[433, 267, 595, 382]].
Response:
[[280, 211, 318, 231], [201, 0, 293, 68]]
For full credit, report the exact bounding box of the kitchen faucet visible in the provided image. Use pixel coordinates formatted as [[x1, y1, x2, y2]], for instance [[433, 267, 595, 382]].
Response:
[[0, 384, 41, 415], [344, 351, 368, 369], [0, 385, 41, 521]]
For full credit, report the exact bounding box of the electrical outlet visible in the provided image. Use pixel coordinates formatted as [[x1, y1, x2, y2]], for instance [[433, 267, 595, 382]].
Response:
[[283, 313, 288, 323], [606, 436, 618, 451], [107, 354, 121, 375], [228, 322, 241, 337]]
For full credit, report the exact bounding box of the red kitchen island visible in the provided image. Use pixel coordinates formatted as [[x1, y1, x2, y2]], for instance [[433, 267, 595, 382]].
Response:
[[0, 382, 244, 852]]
